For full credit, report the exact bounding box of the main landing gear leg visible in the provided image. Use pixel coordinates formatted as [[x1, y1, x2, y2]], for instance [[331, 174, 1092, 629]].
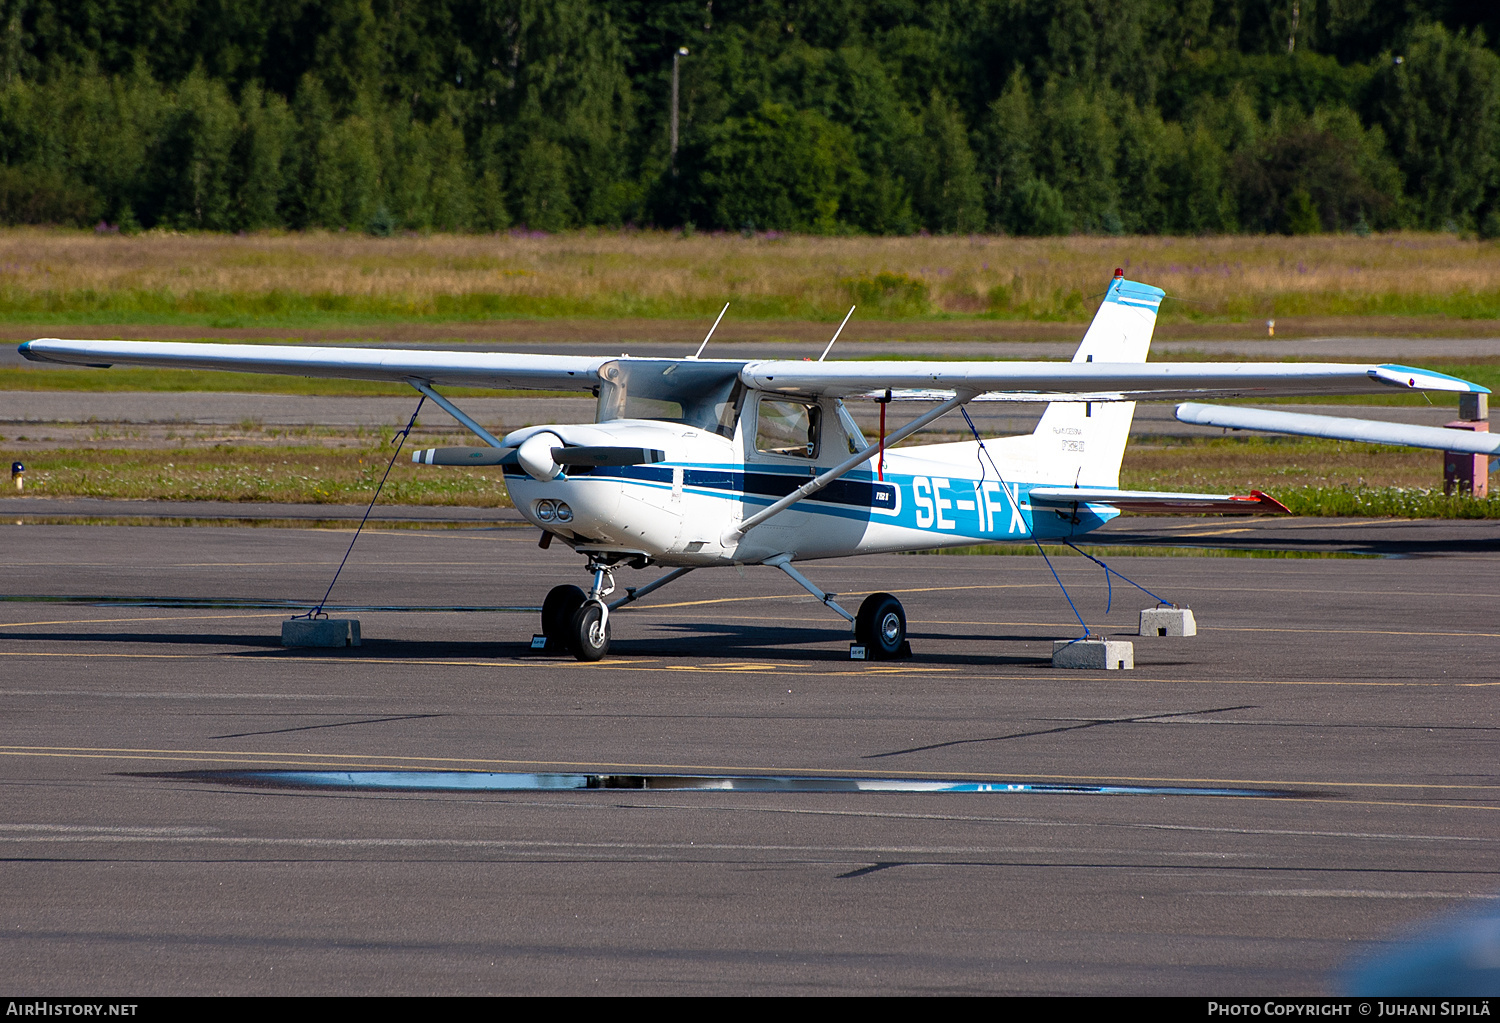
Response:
[[763, 554, 910, 661]]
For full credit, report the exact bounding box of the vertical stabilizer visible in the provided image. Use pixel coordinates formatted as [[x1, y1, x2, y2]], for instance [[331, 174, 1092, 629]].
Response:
[[1031, 271, 1165, 487]]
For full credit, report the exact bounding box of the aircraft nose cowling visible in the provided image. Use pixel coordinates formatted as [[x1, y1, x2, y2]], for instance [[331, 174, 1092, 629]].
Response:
[[517, 431, 564, 480]]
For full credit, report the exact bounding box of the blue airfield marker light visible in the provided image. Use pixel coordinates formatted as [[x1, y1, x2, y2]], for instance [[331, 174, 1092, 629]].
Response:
[[10, 461, 23, 491]]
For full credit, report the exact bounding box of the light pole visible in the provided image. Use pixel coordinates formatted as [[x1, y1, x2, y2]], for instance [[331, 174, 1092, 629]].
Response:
[[671, 46, 688, 174]]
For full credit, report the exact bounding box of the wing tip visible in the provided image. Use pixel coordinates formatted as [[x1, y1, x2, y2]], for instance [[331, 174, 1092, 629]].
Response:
[[1376, 363, 1491, 394]]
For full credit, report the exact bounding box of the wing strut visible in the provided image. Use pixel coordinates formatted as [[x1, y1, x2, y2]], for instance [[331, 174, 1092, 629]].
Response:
[[406, 378, 504, 448], [722, 389, 977, 545]]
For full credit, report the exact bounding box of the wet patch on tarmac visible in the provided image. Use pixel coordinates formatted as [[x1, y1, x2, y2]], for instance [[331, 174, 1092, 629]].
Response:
[[140, 768, 1307, 798]]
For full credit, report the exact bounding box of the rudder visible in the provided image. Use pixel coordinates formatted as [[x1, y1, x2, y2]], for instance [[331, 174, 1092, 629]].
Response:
[[1031, 271, 1165, 487]]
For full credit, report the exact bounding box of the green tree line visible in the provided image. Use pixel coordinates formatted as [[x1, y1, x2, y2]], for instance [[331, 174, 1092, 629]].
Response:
[[0, 0, 1497, 236]]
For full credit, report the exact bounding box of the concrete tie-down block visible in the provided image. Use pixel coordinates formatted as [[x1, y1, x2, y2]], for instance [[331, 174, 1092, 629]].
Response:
[[1052, 638, 1133, 670], [1140, 607, 1196, 637], [282, 618, 361, 648]]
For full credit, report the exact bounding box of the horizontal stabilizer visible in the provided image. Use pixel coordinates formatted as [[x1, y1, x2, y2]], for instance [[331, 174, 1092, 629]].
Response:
[[1176, 403, 1500, 455], [1029, 487, 1290, 515], [552, 446, 667, 467], [413, 446, 515, 466]]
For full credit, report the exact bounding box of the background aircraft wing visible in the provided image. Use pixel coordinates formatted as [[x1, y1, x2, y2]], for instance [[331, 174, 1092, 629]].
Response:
[[740, 361, 1487, 401], [19, 339, 604, 391], [1176, 402, 1500, 455]]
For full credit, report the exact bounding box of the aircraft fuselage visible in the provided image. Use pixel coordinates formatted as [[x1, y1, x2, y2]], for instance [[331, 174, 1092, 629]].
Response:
[[505, 413, 1114, 568]]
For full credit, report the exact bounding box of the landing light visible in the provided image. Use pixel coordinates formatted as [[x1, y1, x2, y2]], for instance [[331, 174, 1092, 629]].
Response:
[[553, 502, 573, 523], [535, 499, 557, 522]]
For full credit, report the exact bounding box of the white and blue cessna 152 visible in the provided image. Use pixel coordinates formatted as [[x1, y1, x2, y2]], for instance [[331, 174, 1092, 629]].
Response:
[[18, 271, 1495, 661]]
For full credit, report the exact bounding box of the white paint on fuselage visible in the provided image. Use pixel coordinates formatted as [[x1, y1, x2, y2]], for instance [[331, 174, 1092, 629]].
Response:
[[507, 419, 743, 565], [503, 405, 1085, 569]]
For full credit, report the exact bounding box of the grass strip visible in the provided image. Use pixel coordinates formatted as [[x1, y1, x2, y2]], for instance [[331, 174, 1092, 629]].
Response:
[[1121, 435, 1477, 493], [1, 516, 512, 529], [7, 437, 1497, 516], [9, 446, 515, 507], [1274, 485, 1500, 518]]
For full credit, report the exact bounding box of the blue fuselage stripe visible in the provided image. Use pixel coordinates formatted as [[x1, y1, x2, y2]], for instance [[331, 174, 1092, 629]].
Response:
[[509, 462, 1116, 540]]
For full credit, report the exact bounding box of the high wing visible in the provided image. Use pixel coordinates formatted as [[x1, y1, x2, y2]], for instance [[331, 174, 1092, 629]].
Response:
[[738, 360, 1487, 402], [1176, 402, 1500, 455], [18, 339, 604, 391], [19, 339, 1489, 404]]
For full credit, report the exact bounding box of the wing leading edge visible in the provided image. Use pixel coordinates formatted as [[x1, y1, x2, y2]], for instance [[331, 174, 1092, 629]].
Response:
[[739, 360, 1487, 402], [19, 339, 604, 392]]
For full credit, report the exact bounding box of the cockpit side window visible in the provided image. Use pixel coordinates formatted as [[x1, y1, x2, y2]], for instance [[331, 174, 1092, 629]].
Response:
[[834, 399, 866, 454], [755, 397, 821, 459]]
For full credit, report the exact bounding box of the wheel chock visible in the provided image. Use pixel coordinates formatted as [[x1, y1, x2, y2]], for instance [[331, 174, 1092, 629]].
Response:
[[850, 641, 911, 661], [1052, 638, 1133, 670], [282, 618, 360, 648], [1140, 607, 1196, 637], [530, 634, 549, 650]]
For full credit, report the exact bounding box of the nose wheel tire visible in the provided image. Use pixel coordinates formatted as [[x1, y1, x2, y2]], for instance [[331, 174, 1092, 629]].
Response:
[[541, 584, 586, 649], [855, 592, 910, 660], [568, 601, 611, 661]]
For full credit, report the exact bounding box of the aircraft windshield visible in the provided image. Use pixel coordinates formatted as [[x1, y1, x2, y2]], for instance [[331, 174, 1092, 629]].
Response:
[[595, 360, 745, 438]]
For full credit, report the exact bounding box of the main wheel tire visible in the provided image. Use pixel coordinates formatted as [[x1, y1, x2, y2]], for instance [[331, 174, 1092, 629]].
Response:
[[855, 592, 908, 660], [541, 584, 586, 648], [568, 601, 611, 661]]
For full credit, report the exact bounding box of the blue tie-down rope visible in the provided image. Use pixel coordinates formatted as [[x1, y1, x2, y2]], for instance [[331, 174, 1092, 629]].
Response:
[[293, 394, 426, 620], [1063, 541, 1173, 615], [1039, 540, 1091, 642], [959, 405, 1090, 640]]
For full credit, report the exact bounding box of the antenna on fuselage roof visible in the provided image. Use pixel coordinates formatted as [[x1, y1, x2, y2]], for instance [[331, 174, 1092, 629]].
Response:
[[818, 305, 856, 362], [691, 302, 731, 359]]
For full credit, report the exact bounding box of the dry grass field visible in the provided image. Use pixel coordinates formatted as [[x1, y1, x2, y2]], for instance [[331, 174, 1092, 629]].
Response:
[[1, 227, 1500, 325]]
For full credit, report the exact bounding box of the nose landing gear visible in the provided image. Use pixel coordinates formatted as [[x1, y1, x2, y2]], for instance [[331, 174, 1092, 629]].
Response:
[[541, 558, 617, 661], [569, 601, 610, 661]]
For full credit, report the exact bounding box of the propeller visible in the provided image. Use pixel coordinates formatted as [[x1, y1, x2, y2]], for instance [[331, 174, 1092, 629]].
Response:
[[411, 446, 514, 466], [551, 446, 666, 467]]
